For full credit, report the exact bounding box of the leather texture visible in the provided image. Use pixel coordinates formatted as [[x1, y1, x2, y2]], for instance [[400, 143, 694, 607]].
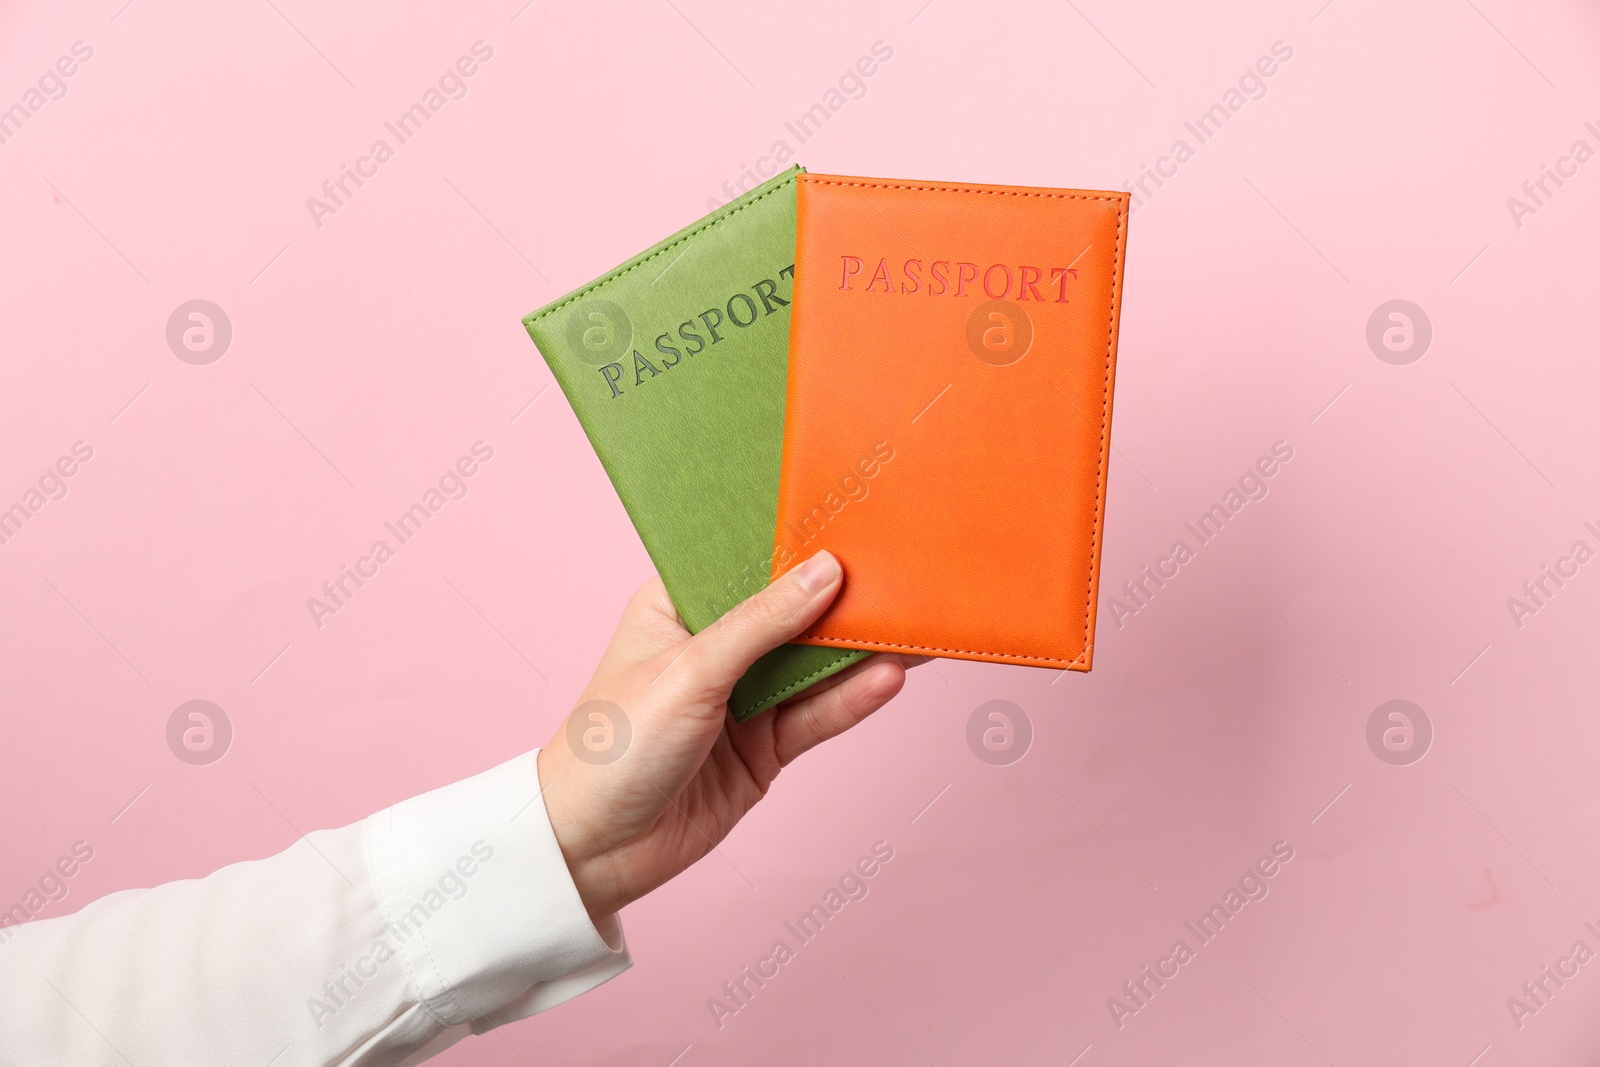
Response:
[[773, 173, 1130, 670], [523, 167, 867, 720]]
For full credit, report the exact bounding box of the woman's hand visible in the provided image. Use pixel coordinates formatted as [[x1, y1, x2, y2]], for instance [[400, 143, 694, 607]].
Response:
[[537, 552, 918, 924]]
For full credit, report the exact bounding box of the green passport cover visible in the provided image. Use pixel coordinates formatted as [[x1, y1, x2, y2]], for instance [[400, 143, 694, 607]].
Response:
[[523, 167, 867, 721]]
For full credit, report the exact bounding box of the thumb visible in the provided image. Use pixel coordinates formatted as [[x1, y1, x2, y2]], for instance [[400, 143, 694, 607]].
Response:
[[675, 551, 843, 698]]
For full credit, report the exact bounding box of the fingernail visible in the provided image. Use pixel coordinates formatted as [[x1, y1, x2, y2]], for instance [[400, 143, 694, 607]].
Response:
[[793, 550, 841, 594]]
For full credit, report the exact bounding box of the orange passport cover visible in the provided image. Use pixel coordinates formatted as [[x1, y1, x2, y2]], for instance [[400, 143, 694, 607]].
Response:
[[772, 174, 1130, 670]]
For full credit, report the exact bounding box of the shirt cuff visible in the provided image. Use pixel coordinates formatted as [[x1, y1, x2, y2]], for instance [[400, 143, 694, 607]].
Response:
[[363, 749, 631, 1031]]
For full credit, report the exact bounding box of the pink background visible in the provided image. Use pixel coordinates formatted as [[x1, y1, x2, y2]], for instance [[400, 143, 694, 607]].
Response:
[[4, 0, 1599, 1063]]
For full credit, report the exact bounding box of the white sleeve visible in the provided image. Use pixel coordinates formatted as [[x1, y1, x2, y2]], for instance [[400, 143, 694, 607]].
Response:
[[0, 750, 631, 1067]]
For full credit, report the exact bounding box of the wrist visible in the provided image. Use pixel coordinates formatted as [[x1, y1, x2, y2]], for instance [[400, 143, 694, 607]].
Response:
[[537, 747, 626, 925]]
